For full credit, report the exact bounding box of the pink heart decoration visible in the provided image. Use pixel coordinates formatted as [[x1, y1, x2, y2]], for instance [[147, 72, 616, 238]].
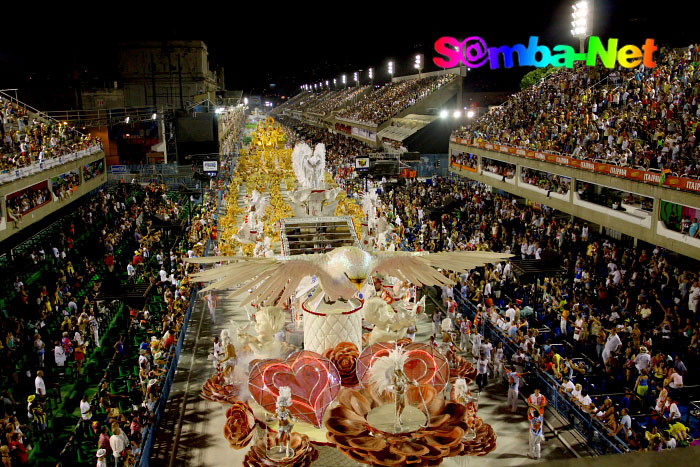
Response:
[[248, 350, 341, 427], [356, 342, 449, 392]]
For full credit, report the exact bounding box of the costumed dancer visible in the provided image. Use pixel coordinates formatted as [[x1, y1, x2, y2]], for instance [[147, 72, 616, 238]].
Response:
[[368, 346, 419, 429], [459, 317, 472, 351], [275, 386, 294, 458], [493, 341, 505, 383], [206, 291, 218, 321], [454, 378, 478, 439], [212, 336, 222, 371], [441, 317, 454, 344], [528, 388, 548, 418], [218, 335, 237, 385], [432, 311, 442, 337], [471, 331, 482, 361], [528, 407, 544, 459], [504, 365, 528, 413], [447, 342, 458, 368]]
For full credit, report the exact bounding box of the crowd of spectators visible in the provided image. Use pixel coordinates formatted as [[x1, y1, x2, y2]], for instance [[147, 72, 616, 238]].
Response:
[[483, 158, 516, 179], [294, 91, 330, 113], [369, 176, 698, 451], [6, 184, 52, 225], [52, 173, 81, 201], [454, 45, 700, 177], [307, 86, 369, 115], [336, 75, 455, 125], [520, 168, 571, 195], [1, 96, 100, 173], [452, 152, 478, 169], [0, 180, 214, 465]]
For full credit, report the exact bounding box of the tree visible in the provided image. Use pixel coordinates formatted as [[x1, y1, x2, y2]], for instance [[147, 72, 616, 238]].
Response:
[[520, 66, 558, 90]]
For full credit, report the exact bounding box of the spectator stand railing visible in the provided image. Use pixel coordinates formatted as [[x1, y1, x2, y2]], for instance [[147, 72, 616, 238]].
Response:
[[139, 234, 212, 467], [452, 289, 631, 455]]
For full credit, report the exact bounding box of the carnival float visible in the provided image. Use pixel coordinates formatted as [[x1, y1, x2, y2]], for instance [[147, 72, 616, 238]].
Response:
[[194, 117, 504, 465]]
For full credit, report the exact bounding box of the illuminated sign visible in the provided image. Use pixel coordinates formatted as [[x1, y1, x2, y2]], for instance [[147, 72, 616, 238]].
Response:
[[434, 36, 657, 69]]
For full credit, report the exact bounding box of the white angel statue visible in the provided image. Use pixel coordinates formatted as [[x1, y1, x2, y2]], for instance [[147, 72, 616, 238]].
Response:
[[305, 143, 325, 190], [362, 296, 419, 346], [291, 142, 313, 189], [233, 307, 291, 357]]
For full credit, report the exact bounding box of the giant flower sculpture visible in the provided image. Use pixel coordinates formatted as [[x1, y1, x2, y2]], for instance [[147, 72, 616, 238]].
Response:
[[223, 401, 256, 449], [323, 342, 360, 387], [325, 384, 467, 466], [200, 373, 240, 405], [243, 431, 319, 467]]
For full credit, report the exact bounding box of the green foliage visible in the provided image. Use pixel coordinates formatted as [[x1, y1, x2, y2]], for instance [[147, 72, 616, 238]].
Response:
[[520, 66, 559, 90]]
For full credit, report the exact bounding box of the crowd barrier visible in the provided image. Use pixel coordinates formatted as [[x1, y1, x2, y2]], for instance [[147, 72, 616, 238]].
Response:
[[452, 289, 631, 455], [451, 138, 700, 194]]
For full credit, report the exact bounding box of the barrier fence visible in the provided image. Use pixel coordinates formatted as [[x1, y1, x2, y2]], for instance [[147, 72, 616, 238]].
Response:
[[452, 289, 631, 455]]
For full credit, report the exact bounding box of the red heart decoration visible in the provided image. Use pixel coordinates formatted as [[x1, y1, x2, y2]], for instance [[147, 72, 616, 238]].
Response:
[[248, 350, 341, 427], [356, 342, 449, 392]]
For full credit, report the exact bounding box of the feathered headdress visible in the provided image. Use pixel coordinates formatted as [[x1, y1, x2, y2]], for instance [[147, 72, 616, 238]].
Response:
[[277, 386, 292, 408], [367, 346, 408, 395]]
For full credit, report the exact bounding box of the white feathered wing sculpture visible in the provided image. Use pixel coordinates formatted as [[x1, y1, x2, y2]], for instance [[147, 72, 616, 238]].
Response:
[[186, 246, 511, 307], [292, 142, 313, 188]]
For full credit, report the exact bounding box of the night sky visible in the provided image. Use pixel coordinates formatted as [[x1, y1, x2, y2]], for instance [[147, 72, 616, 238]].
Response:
[[0, 0, 694, 107]]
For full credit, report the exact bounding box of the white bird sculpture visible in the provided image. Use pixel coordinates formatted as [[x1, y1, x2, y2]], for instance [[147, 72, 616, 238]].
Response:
[[187, 246, 511, 307], [186, 246, 513, 305]]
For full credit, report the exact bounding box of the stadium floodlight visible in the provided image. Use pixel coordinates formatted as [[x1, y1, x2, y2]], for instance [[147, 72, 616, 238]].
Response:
[[152, 113, 157, 120], [125, 116, 130, 124], [388, 60, 394, 76], [325, 80, 329, 86], [333, 78, 337, 86], [571, 1, 590, 53], [342, 74, 347, 86], [453, 111, 461, 118], [467, 110, 475, 118], [439, 110, 448, 119], [368, 67, 374, 80], [353, 71, 359, 84], [414, 54, 424, 71]]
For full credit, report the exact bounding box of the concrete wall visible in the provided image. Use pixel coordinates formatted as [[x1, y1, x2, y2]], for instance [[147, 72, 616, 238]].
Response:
[[118, 41, 220, 108], [0, 151, 106, 242], [449, 141, 700, 260]]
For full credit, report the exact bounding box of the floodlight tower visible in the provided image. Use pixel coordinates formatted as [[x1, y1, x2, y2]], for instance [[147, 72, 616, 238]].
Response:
[[388, 60, 394, 80], [571, 1, 591, 53], [342, 74, 347, 89], [414, 54, 424, 78], [368, 67, 374, 85]]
